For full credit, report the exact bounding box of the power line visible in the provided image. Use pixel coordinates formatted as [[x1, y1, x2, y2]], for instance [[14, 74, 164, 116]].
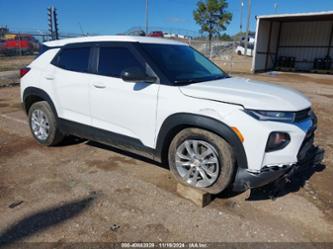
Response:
[[78, 22, 85, 36]]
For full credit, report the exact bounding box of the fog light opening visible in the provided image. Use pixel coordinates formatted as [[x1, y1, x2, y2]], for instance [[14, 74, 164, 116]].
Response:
[[265, 132, 290, 152]]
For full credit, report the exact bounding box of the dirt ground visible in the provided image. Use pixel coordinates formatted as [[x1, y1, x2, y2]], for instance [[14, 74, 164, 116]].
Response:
[[214, 54, 253, 74], [0, 56, 35, 72], [0, 56, 333, 244]]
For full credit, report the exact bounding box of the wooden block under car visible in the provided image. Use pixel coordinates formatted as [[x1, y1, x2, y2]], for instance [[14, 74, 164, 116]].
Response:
[[176, 183, 212, 207]]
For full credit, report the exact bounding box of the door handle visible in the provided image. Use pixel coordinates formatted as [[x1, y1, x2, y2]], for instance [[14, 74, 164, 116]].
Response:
[[45, 75, 54, 80], [93, 83, 106, 89]]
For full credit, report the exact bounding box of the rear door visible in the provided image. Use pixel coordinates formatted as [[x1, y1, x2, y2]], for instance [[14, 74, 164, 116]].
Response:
[[51, 45, 95, 125], [89, 42, 159, 147]]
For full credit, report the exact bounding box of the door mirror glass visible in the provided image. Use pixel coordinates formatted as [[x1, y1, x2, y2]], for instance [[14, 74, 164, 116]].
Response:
[[121, 67, 157, 83]]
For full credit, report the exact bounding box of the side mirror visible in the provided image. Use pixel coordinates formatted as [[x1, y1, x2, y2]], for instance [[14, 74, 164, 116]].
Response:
[[121, 67, 157, 83]]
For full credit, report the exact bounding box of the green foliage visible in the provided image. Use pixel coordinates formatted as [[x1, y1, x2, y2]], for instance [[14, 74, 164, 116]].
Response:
[[232, 31, 255, 42], [219, 33, 232, 41], [193, 0, 232, 40]]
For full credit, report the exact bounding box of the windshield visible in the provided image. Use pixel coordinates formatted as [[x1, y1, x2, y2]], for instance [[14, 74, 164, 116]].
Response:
[[141, 44, 227, 84]]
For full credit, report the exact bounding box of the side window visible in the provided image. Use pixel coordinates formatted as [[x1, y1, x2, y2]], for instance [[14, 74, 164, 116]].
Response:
[[98, 47, 144, 77], [55, 47, 90, 73]]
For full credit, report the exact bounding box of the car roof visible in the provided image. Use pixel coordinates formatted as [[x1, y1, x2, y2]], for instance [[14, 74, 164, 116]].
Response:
[[44, 35, 188, 47]]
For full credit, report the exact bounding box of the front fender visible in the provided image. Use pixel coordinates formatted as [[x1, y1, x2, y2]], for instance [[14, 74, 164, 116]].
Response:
[[155, 113, 248, 169]]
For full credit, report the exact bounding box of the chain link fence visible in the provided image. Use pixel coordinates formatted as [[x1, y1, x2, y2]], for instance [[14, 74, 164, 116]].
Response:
[[0, 30, 253, 77], [189, 38, 252, 74], [0, 26, 85, 58]]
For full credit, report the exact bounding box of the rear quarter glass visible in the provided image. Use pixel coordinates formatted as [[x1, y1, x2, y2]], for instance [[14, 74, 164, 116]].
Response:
[[37, 45, 50, 57]]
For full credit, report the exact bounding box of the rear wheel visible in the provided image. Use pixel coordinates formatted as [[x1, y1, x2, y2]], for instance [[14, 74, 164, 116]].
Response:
[[168, 128, 235, 194], [28, 101, 64, 146]]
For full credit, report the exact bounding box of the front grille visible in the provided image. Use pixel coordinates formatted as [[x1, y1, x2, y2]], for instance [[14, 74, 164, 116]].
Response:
[[295, 108, 311, 122]]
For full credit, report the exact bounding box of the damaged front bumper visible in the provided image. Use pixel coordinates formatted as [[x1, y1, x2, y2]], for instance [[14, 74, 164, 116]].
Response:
[[232, 113, 322, 192], [232, 164, 292, 192], [232, 146, 324, 192], [232, 122, 324, 194]]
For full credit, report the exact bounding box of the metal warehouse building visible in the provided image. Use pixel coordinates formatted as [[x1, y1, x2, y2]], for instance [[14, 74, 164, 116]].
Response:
[[252, 11, 333, 73]]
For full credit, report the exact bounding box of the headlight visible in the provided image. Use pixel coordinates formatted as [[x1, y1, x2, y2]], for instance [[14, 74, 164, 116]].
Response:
[[245, 110, 296, 122]]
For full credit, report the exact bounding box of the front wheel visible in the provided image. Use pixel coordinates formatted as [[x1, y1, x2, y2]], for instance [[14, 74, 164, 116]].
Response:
[[168, 128, 235, 194], [28, 101, 64, 146]]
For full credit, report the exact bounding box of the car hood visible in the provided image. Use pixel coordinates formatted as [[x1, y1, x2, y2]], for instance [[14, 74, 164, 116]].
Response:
[[179, 77, 311, 111]]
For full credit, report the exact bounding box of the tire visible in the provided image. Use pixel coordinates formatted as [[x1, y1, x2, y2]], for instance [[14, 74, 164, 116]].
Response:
[[168, 128, 235, 194], [28, 101, 64, 146]]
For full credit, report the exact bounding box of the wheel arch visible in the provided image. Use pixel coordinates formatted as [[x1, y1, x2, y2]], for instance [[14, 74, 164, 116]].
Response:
[[155, 113, 248, 169], [23, 87, 58, 117]]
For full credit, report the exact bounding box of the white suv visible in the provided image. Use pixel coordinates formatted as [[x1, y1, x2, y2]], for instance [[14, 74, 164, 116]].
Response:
[[20, 36, 317, 194]]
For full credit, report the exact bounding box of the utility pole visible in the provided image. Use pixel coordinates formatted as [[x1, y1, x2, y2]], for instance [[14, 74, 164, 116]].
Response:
[[48, 7, 54, 40], [240, 0, 244, 33], [145, 0, 149, 34], [244, 0, 251, 56], [47, 6, 59, 40], [18, 33, 22, 56], [53, 7, 59, 40]]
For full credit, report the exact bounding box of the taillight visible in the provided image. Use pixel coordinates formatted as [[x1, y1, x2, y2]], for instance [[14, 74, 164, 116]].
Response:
[[20, 67, 30, 78]]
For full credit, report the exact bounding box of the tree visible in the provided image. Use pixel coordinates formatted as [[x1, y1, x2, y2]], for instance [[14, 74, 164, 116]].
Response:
[[232, 31, 255, 42], [219, 33, 232, 41], [193, 0, 232, 55]]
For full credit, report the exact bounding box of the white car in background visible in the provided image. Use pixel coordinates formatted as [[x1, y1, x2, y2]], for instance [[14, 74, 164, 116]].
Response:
[[235, 45, 253, 56], [20, 36, 317, 194], [163, 33, 177, 38]]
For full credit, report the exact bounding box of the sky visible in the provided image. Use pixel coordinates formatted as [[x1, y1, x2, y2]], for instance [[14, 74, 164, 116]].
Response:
[[0, 0, 333, 36]]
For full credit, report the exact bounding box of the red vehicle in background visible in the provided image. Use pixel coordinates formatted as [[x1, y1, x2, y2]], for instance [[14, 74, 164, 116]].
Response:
[[147, 31, 164, 38], [0, 40, 5, 54], [2, 34, 39, 55]]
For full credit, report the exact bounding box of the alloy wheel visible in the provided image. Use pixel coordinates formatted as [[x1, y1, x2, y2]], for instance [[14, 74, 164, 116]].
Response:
[[175, 140, 220, 188], [31, 109, 50, 141]]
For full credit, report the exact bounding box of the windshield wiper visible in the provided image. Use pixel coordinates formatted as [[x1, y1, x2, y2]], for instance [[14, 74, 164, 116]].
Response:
[[174, 79, 198, 85], [212, 75, 227, 80], [174, 74, 228, 85]]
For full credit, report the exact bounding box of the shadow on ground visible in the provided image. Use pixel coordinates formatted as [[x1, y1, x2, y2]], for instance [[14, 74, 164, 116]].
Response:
[[0, 195, 95, 247], [86, 141, 169, 170], [248, 162, 326, 201], [57, 136, 87, 147], [55, 136, 326, 202], [57, 135, 168, 170]]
